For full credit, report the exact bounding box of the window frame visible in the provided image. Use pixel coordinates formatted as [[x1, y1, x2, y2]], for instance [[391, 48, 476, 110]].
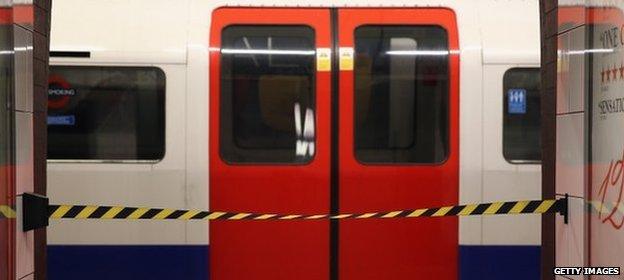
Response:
[[46, 64, 167, 164], [502, 67, 541, 164], [352, 24, 451, 166]]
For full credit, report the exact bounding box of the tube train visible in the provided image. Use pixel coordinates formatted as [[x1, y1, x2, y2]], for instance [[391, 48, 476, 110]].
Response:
[[46, 1, 542, 279]]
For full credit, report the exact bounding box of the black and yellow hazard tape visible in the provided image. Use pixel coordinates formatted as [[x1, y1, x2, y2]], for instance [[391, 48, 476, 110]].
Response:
[[2, 196, 570, 228], [46, 198, 566, 221]]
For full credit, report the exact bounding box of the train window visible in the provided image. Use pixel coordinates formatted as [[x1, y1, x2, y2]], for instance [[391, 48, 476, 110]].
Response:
[[354, 26, 449, 163], [47, 66, 165, 160], [503, 68, 541, 163], [220, 26, 316, 163]]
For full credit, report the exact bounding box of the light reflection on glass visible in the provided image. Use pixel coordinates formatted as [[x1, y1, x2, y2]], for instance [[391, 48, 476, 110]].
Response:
[[385, 50, 450, 56], [294, 103, 315, 158], [567, 48, 614, 55], [221, 49, 316, 55]]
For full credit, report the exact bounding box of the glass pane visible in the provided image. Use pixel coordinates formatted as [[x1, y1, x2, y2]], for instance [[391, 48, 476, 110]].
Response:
[[47, 66, 166, 160], [354, 26, 449, 163], [220, 26, 316, 163], [503, 68, 541, 162]]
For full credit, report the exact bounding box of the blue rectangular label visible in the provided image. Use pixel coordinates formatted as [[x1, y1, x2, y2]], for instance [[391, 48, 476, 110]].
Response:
[[508, 89, 527, 114], [48, 115, 76, 126]]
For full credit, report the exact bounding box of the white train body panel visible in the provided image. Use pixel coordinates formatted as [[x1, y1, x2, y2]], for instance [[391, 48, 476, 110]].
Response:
[[47, 0, 541, 278]]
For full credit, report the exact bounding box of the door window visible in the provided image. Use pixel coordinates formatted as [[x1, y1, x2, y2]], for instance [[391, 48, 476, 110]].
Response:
[[220, 26, 316, 163], [353, 26, 449, 163]]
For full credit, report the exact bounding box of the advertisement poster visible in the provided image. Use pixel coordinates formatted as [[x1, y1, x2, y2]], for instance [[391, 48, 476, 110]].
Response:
[[590, 5, 624, 272]]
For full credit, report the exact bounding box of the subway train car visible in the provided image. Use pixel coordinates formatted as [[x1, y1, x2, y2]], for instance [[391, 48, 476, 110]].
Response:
[[46, 0, 542, 279]]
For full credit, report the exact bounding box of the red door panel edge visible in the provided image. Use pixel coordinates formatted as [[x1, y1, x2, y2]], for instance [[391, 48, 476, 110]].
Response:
[[209, 8, 332, 280], [337, 8, 460, 280]]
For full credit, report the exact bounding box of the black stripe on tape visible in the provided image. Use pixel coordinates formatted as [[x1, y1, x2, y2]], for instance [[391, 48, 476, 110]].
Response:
[[421, 207, 439, 217], [191, 211, 211, 220], [243, 213, 262, 220], [63, 206, 86, 218], [140, 209, 163, 219], [521, 200, 542, 213], [47, 205, 60, 217], [89, 206, 112, 219], [394, 210, 412, 218], [369, 213, 386, 218], [496, 202, 517, 214], [219, 212, 238, 220], [446, 205, 465, 216], [471, 203, 491, 215], [114, 207, 138, 219], [166, 210, 188, 219]]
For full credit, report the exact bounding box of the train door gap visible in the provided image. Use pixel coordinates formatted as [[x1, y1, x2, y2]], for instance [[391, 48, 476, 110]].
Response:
[[329, 7, 340, 280]]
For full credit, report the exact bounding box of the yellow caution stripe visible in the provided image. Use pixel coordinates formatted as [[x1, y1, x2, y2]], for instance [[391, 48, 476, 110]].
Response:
[[0, 205, 16, 219], [45, 198, 565, 221]]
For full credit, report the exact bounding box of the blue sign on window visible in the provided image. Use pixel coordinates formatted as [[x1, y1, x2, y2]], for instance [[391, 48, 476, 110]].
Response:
[[48, 115, 76, 126], [508, 89, 527, 114]]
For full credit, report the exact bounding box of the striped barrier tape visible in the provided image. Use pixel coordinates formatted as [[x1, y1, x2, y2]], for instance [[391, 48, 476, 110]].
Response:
[[47, 198, 566, 221], [3, 194, 570, 231]]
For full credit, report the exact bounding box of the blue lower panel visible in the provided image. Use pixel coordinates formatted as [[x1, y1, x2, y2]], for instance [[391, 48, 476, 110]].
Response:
[[48, 244, 538, 280], [48, 245, 209, 280], [459, 245, 540, 280]]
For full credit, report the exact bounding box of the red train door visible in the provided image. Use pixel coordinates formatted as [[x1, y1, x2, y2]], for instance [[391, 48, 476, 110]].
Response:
[[337, 9, 459, 280], [210, 7, 458, 280], [209, 8, 332, 280]]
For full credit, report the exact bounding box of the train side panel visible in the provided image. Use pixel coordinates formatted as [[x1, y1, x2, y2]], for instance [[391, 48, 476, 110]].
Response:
[[47, 1, 196, 278], [465, 2, 542, 278], [46, 0, 541, 279]]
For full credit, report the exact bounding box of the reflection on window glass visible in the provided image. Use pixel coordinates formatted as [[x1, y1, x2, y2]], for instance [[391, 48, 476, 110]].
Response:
[[354, 26, 449, 163], [47, 66, 166, 160], [220, 26, 316, 163], [503, 68, 541, 162]]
